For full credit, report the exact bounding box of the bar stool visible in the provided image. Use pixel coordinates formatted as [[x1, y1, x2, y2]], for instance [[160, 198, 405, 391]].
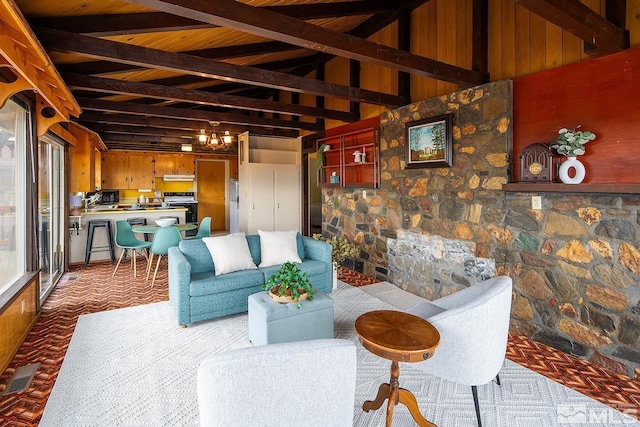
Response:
[[84, 219, 115, 268], [127, 217, 149, 241]]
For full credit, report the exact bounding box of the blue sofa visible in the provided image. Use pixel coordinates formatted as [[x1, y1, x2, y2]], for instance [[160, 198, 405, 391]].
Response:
[[168, 233, 332, 326]]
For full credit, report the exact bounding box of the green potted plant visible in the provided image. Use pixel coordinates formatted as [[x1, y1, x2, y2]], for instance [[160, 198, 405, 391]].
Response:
[[313, 234, 359, 289], [549, 126, 596, 184], [313, 234, 360, 265], [262, 261, 315, 307], [549, 126, 596, 157]]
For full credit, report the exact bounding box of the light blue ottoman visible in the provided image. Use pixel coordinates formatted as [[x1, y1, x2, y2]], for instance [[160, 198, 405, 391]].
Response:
[[248, 291, 334, 346]]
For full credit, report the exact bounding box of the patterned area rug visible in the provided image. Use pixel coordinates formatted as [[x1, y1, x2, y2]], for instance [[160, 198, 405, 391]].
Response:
[[40, 282, 637, 427]]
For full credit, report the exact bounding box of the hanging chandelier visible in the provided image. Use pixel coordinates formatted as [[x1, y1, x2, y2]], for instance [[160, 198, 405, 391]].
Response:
[[199, 121, 233, 150]]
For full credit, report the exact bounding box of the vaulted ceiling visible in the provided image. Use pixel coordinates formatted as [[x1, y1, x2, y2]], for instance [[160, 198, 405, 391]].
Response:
[[13, 0, 629, 153]]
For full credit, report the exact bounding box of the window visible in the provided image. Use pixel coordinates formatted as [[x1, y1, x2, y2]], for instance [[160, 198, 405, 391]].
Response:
[[0, 98, 28, 295]]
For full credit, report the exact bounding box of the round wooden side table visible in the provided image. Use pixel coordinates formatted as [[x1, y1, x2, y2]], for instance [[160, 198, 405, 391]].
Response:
[[355, 310, 440, 427]]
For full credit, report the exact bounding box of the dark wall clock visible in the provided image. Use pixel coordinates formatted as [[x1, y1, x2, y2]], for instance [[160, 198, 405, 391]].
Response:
[[519, 143, 554, 182]]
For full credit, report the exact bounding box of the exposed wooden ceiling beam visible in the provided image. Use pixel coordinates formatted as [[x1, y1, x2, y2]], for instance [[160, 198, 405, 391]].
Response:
[[100, 133, 194, 144], [37, 27, 404, 108], [29, 1, 394, 36], [85, 123, 204, 138], [75, 96, 320, 132], [100, 138, 237, 153], [513, 0, 628, 56], [77, 112, 299, 138], [55, 41, 302, 77], [121, 0, 487, 86], [63, 73, 358, 122]]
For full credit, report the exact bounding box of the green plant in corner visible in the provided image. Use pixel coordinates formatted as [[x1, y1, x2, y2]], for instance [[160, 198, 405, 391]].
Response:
[[549, 126, 596, 157], [262, 261, 315, 308]]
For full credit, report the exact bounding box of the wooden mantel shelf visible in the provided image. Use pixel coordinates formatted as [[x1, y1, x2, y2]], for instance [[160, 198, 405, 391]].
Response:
[[502, 183, 640, 194]]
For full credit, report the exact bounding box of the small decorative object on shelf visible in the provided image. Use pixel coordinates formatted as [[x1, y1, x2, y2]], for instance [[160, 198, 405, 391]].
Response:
[[316, 124, 380, 188], [549, 126, 596, 185], [519, 143, 554, 182], [353, 150, 362, 163]]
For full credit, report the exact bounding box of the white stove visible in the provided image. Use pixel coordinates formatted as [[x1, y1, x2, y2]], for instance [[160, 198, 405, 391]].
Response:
[[163, 191, 196, 203], [164, 192, 198, 235]]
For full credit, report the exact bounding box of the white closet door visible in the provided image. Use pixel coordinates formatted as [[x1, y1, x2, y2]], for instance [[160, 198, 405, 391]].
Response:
[[248, 168, 275, 233], [274, 168, 301, 231]]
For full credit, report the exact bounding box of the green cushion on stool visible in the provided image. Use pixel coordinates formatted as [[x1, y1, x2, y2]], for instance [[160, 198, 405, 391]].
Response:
[[248, 291, 334, 346]]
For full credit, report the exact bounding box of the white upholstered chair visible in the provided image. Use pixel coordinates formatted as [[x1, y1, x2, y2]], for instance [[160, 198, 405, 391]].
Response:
[[405, 276, 513, 427], [197, 338, 357, 427]]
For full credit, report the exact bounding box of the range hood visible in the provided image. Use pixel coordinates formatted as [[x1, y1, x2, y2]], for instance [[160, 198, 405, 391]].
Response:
[[163, 174, 195, 182]]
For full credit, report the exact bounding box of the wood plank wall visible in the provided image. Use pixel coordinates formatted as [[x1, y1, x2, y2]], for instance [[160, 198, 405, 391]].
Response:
[[513, 44, 640, 184], [317, 0, 640, 129]]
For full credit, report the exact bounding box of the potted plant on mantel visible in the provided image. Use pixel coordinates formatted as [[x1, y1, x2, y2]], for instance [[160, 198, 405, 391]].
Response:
[[313, 234, 360, 288], [549, 126, 596, 184], [262, 261, 315, 308]]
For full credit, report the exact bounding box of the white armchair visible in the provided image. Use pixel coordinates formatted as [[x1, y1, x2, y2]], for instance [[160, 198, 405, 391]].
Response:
[[405, 276, 513, 427], [197, 338, 357, 427]]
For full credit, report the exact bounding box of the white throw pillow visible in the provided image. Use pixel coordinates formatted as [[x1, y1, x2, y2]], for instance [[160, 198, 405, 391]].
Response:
[[203, 233, 257, 275], [258, 230, 302, 267]]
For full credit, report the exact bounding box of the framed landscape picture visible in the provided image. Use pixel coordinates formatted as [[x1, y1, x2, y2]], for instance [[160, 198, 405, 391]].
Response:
[[405, 113, 453, 168]]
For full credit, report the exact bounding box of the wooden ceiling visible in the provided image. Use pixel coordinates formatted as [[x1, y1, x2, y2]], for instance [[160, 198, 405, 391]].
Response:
[[12, 0, 629, 153]]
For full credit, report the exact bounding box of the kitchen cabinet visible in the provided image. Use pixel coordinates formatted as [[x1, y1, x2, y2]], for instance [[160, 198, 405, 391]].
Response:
[[66, 123, 102, 192], [318, 127, 379, 188], [175, 155, 195, 175], [101, 151, 155, 189], [153, 154, 175, 177], [154, 154, 195, 176]]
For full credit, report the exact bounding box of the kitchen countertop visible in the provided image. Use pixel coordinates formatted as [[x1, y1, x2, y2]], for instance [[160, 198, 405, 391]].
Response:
[[72, 206, 186, 216]]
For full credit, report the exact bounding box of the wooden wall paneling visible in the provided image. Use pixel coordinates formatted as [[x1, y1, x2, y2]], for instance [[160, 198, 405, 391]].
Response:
[[529, 13, 547, 74], [0, 279, 38, 374], [68, 128, 93, 193], [544, 21, 564, 69], [515, 6, 531, 78], [325, 56, 351, 130], [562, 31, 583, 65], [501, 0, 517, 80], [409, 1, 431, 102], [629, 0, 640, 46], [359, 24, 397, 121], [457, 0, 471, 72], [513, 45, 640, 184], [488, 0, 504, 81]]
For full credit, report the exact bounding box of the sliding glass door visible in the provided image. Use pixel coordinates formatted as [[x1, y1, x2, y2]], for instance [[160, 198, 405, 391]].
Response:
[[38, 135, 65, 302]]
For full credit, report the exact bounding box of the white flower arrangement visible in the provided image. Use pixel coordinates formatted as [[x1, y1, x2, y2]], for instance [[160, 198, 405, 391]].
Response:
[[549, 126, 596, 157]]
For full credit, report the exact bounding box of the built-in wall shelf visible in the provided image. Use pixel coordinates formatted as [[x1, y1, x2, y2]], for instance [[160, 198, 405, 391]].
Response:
[[318, 127, 380, 188], [502, 183, 640, 194]]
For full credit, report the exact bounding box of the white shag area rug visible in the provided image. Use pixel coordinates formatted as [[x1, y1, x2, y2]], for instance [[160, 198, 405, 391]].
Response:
[[41, 282, 638, 426]]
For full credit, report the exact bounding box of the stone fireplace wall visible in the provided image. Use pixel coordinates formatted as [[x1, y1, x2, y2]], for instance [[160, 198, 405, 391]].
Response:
[[388, 231, 495, 300], [321, 79, 640, 377]]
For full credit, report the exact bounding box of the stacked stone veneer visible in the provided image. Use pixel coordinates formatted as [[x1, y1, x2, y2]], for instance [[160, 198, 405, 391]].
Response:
[[321, 79, 640, 377], [388, 231, 495, 300]]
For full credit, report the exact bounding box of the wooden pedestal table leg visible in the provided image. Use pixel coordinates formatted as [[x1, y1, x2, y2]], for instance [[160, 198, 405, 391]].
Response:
[[397, 387, 436, 427], [362, 382, 390, 412], [363, 361, 436, 427]]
